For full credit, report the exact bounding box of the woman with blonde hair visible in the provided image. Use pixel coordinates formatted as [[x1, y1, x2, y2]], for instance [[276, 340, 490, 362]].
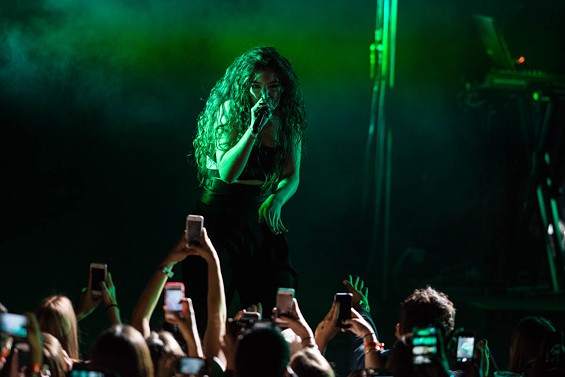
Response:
[[36, 295, 79, 361], [41, 332, 72, 377]]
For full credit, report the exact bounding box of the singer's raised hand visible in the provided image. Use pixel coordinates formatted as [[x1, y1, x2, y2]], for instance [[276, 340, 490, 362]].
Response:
[[250, 97, 272, 135]]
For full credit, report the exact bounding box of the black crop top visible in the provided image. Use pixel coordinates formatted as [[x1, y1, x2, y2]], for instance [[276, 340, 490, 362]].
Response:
[[209, 144, 278, 181]]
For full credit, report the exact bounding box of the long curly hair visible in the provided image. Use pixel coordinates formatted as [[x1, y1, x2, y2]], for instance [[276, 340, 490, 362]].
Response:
[[193, 46, 306, 192]]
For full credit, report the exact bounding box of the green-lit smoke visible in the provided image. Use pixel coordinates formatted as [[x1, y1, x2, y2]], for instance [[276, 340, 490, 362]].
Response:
[[0, 0, 371, 129], [0, 0, 222, 126]]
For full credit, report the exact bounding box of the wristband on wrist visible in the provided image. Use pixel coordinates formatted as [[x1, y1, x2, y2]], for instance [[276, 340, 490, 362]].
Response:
[[106, 304, 119, 311], [160, 265, 174, 278], [301, 336, 317, 348], [363, 332, 376, 340], [31, 363, 42, 374], [364, 341, 385, 352]]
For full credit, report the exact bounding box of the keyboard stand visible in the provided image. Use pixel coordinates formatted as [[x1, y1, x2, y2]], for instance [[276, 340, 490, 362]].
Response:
[[525, 94, 565, 293]]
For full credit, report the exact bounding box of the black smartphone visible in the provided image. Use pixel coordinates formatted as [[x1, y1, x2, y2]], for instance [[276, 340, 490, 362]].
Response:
[[239, 311, 261, 325], [177, 357, 207, 376], [0, 313, 28, 339], [13, 341, 31, 371], [412, 326, 438, 365], [90, 263, 108, 298], [186, 215, 204, 245], [335, 293, 352, 328], [456, 331, 475, 364]]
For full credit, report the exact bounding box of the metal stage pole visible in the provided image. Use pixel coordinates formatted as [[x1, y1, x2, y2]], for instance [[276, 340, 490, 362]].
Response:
[[363, 0, 397, 299]]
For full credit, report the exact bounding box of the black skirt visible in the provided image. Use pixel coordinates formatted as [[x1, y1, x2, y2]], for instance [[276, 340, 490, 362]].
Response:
[[182, 179, 298, 327]]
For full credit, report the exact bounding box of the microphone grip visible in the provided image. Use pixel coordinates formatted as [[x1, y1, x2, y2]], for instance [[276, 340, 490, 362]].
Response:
[[252, 108, 269, 135]]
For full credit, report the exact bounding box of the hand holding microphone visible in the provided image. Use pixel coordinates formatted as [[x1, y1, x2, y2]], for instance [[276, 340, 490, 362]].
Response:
[[251, 91, 273, 136]]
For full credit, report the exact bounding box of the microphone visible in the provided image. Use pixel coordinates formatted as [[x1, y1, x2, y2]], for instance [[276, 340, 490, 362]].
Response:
[[257, 107, 269, 124], [253, 107, 270, 135]]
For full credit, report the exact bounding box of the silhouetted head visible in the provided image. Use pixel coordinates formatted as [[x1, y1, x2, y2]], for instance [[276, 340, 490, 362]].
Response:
[[90, 324, 154, 377], [146, 330, 184, 377], [398, 286, 456, 338], [236, 322, 290, 377], [509, 316, 556, 374], [290, 348, 334, 377]]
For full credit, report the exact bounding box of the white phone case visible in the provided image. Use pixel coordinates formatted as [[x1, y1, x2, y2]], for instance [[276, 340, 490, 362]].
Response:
[[186, 215, 204, 244], [89, 263, 107, 297]]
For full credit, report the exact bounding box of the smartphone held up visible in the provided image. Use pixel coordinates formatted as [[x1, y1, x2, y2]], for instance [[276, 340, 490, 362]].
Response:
[[334, 292, 353, 328], [412, 326, 438, 366], [0, 313, 28, 338], [89, 263, 108, 298], [186, 215, 204, 245], [276, 288, 295, 318], [456, 331, 475, 365], [164, 282, 185, 319], [177, 357, 207, 376]]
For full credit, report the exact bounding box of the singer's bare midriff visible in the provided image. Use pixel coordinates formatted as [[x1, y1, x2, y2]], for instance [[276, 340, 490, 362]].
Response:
[[213, 177, 264, 185], [235, 180, 264, 185]]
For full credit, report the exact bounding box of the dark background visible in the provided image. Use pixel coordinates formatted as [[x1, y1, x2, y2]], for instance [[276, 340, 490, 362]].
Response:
[[1, 0, 565, 373]]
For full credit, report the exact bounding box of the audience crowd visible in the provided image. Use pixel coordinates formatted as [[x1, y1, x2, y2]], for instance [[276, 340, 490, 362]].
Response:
[[1, 227, 563, 377]]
